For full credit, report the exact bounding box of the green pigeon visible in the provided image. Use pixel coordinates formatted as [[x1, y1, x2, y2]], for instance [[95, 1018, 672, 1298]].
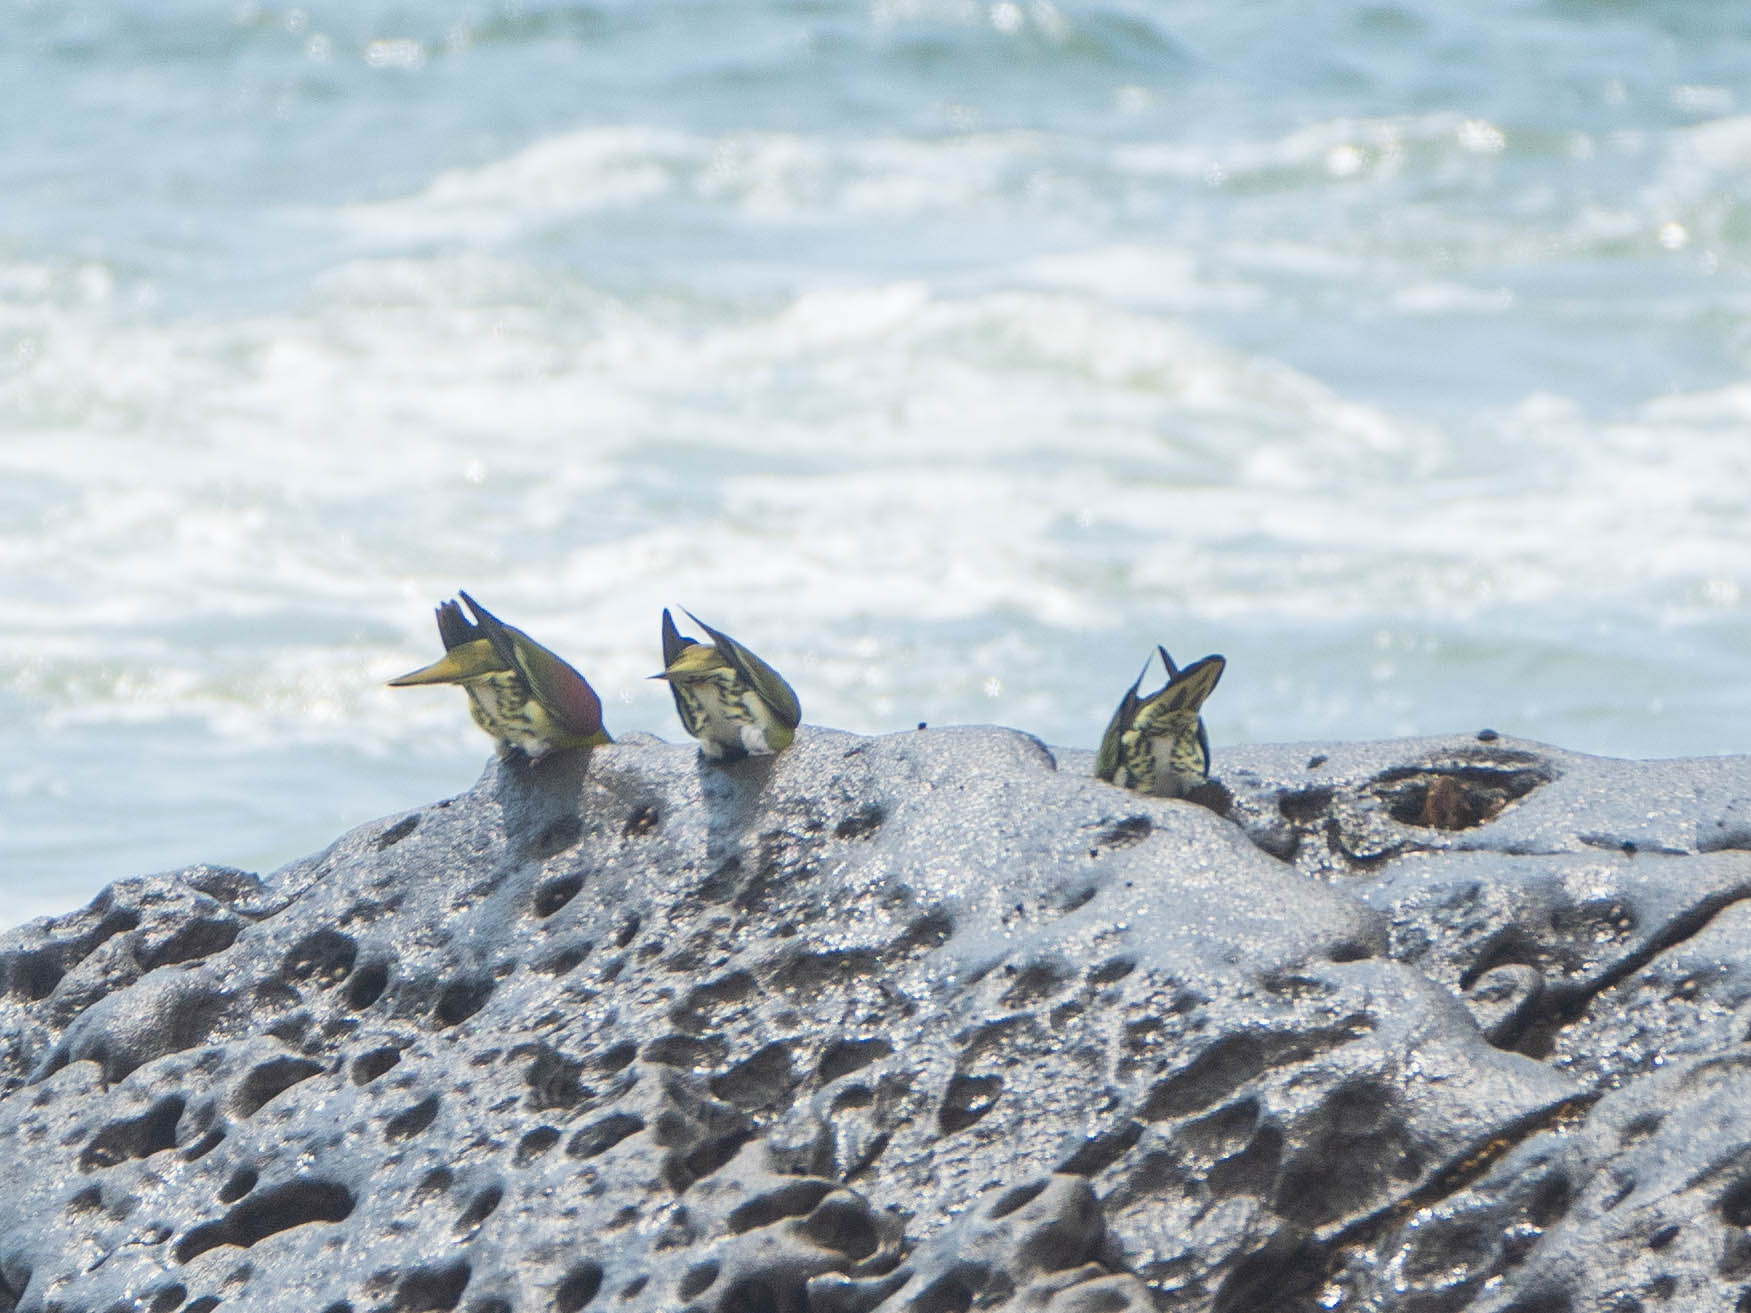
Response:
[[1094, 647, 1225, 798], [654, 608, 801, 760], [388, 591, 610, 759]]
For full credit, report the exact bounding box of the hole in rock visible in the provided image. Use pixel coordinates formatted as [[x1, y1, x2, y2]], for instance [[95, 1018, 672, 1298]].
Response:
[[1144, 1035, 1265, 1120], [1210, 1231, 1323, 1313], [524, 1047, 588, 1110], [679, 1129, 753, 1187], [415, 1168, 454, 1199], [678, 1263, 719, 1300], [595, 1041, 637, 1072], [532, 815, 583, 859], [1497, 1296, 1571, 1313], [515, 1127, 561, 1165], [1057, 1121, 1143, 1177], [395, 1260, 471, 1311], [1377, 763, 1549, 830], [80, 1095, 186, 1170], [834, 804, 885, 840], [1000, 962, 1067, 1008], [1088, 957, 1135, 986], [455, 1186, 503, 1234], [1277, 788, 1332, 823], [721, 1278, 783, 1313], [174, 1179, 355, 1263], [1528, 1173, 1572, 1228], [185, 1299, 221, 1313], [537, 945, 589, 976], [938, 1075, 1002, 1135], [567, 1113, 643, 1159], [1094, 816, 1152, 849], [353, 1047, 402, 1085], [385, 1094, 441, 1142], [140, 917, 241, 971], [911, 1268, 983, 1313], [817, 1037, 892, 1084], [728, 1181, 835, 1233], [374, 816, 419, 851], [435, 979, 493, 1028], [282, 930, 357, 987], [890, 909, 954, 957], [988, 1179, 1049, 1219], [534, 875, 584, 920], [149, 1283, 188, 1312], [16, 947, 64, 1000], [236, 1057, 324, 1117], [1725, 1176, 1751, 1228], [710, 1042, 796, 1109], [802, 1194, 878, 1259], [346, 963, 389, 1010], [644, 1034, 724, 1068], [554, 1262, 603, 1312], [624, 805, 660, 837], [183, 1129, 225, 1162], [218, 1168, 258, 1204]]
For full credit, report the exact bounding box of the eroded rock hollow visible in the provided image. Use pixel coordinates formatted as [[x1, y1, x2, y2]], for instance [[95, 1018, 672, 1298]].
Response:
[[4, 727, 1751, 1312]]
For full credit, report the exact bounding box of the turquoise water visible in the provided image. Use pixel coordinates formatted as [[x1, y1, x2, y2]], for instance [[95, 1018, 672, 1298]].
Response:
[[4, 0, 1751, 925]]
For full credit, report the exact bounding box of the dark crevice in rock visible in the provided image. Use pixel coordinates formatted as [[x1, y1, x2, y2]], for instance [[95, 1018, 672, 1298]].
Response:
[[385, 1094, 441, 1141], [219, 1166, 258, 1204], [1325, 1092, 1599, 1250], [1507, 885, 1751, 1056], [374, 816, 420, 851], [938, 1075, 1002, 1135], [346, 962, 389, 1010], [554, 1261, 603, 1311], [79, 1094, 186, 1171], [1373, 764, 1551, 830], [173, 1179, 356, 1263], [235, 1057, 324, 1117], [137, 917, 241, 970], [394, 1259, 471, 1311]]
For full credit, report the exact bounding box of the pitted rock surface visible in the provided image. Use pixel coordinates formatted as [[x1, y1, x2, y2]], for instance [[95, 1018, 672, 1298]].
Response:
[[0, 727, 1747, 1312]]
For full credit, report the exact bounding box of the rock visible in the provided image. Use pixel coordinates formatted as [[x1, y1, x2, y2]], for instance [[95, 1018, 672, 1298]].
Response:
[[0, 727, 1746, 1312]]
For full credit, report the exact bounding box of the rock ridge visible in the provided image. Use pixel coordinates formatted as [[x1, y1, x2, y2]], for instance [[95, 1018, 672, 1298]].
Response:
[[1, 726, 1748, 1312]]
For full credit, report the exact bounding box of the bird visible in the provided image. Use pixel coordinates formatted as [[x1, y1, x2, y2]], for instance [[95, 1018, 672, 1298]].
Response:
[[654, 609, 801, 760], [1094, 647, 1225, 798], [387, 591, 610, 759]]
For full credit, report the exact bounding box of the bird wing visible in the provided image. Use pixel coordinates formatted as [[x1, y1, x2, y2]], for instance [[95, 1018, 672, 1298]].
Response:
[[661, 608, 698, 668], [686, 610, 802, 730], [461, 592, 606, 739], [1094, 655, 1152, 782], [1157, 654, 1225, 714], [457, 592, 522, 672], [435, 599, 478, 652]]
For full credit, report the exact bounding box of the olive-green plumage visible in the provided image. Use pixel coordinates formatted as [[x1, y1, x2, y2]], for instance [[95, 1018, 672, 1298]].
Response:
[[1095, 647, 1225, 798], [388, 592, 610, 759], [654, 608, 801, 760]]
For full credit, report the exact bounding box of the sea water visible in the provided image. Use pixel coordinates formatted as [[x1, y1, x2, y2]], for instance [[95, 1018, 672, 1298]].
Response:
[[3, 0, 1749, 925]]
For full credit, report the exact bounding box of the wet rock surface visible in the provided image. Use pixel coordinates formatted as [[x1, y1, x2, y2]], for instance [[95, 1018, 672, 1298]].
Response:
[[1, 727, 1748, 1312]]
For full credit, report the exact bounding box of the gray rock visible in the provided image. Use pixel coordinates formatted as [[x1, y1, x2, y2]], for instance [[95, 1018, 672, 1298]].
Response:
[[0, 726, 1746, 1312]]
